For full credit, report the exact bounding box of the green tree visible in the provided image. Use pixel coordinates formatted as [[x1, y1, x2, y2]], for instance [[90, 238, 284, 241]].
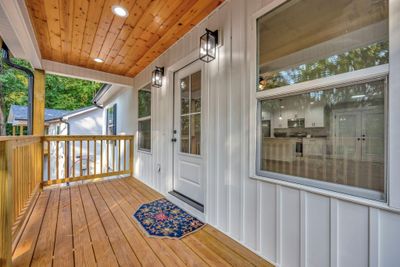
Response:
[[0, 56, 102, 135]]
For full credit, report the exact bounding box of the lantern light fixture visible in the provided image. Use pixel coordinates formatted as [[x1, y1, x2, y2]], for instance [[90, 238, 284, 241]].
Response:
[[199, 28, 219, 62], [151, 66, 164, 88]]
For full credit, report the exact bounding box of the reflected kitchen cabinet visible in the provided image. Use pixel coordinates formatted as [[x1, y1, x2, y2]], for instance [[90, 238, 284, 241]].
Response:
[[305, 103, 325, 128]]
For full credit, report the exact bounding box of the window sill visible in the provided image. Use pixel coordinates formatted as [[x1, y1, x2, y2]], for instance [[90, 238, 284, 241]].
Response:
[[138, 149, 152, 155], [249, 174, 400, 214]]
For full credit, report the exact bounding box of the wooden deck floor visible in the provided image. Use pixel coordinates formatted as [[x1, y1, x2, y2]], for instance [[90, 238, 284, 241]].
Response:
[[12, 177, 273, 267]]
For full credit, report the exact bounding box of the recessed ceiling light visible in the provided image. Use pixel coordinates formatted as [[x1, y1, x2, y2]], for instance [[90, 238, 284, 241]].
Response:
[[94, 58, 104, 63], [112, 5, 128, 17]]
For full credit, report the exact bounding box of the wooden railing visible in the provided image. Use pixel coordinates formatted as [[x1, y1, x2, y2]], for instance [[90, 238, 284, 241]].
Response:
[[42, 135, 134, 186], [0, 136, 42, 266]]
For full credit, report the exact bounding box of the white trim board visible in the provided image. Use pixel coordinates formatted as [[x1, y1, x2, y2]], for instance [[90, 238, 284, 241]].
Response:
[[0, 0, 42, 68], [42, 60, 134, 87]]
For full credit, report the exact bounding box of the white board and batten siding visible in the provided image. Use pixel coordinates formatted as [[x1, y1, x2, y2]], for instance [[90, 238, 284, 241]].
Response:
[[101, 0, 400, 266]]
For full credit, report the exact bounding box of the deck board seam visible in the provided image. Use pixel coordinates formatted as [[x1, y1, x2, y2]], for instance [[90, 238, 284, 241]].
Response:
[[77, 185, 99, 265], [113, 179, 213, 266], [93, 182, 144, 266], [106, 180, 168, 266], [124, 178, 250, 266], [51, 189, 62, 267], [67, 188, 76, 267], [28, 191, 52, 267], [81, 184, 119, 264]]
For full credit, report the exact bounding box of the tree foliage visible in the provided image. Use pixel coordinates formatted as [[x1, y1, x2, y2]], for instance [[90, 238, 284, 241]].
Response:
[[0, 56, 102, 135], [260, 41, 389, 90]]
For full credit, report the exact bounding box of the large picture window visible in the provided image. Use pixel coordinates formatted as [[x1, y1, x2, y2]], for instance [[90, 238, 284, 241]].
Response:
[[138, 84, 151, 151], [256, 0, 388, 201]]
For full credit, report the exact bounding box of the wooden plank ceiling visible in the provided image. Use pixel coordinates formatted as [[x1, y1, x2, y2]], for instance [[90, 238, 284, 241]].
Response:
[[25, 0, 223, 77]]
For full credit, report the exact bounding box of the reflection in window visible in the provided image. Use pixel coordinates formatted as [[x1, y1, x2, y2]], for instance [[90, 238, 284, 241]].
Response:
[[180, 71, 201, 155], [260, 79, 385, 197], [138, 84, 151, 151], [257, 0, 389, 90]]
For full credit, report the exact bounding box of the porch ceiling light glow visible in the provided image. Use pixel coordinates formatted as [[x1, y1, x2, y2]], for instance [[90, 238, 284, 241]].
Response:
[[112, 5, 129, 17], [152, 66, 164, 88], [199, 28, 218, 62], [94, 58, 104, 63]]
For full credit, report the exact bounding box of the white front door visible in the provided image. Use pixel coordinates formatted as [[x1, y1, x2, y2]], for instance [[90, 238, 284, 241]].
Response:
[[173, 61, 205, 205]]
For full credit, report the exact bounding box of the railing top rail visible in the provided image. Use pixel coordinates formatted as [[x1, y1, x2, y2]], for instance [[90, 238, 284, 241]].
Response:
[[0, 135, 41, 142], [42, 135, 134, 141]]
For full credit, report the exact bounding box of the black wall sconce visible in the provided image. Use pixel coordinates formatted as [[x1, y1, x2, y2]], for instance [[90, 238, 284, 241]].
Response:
[[199, 28, 219, 62], [151, 66, 164, 88]]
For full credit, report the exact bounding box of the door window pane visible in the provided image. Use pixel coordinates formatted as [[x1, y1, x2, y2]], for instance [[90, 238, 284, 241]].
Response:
[[181, 116, 190, 153], [191, 71, 201, 113], [257, 0, 389, 90], [259, 79, 385, 197], [179, 71, 202, 155], [190, 114, 201, 155], [181, 76, 190, 115]]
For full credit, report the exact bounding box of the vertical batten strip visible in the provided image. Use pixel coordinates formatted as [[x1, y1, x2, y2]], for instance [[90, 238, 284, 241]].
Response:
[[369, 208, 380, 267], [330, 199, 339, 267]]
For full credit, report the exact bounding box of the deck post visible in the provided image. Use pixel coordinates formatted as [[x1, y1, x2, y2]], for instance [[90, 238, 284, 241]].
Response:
[[0, 141, 12, 267], [33, 69, 45, 186], [32, 69, 45, 136]]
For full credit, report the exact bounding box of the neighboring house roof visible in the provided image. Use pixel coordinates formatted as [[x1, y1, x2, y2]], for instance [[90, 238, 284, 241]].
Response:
[[7, 105, 70, 125]]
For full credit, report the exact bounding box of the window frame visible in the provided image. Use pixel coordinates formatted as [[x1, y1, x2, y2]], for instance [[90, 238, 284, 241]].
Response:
[[249, 0, 392, 204], [138, 84, 152, 152], [106, 104, 117, 135]]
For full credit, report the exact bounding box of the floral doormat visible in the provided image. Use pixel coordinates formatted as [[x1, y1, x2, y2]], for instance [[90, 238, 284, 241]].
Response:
[[133, 198, 205, 239]]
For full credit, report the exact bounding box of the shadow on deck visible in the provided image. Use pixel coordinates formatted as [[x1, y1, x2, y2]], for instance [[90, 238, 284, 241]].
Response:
[[12, 177, 273, 266]]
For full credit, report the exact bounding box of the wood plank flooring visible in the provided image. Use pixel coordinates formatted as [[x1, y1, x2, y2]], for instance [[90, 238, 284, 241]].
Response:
[[12, 177, 273, 267]]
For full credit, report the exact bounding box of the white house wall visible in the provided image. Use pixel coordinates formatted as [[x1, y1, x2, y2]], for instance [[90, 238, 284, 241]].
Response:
[[104, 0, 400, 266], [68, 108, 103, 135]]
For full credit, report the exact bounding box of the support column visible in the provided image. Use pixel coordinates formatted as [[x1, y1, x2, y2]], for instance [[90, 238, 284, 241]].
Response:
[[32, 69, 45, 136]]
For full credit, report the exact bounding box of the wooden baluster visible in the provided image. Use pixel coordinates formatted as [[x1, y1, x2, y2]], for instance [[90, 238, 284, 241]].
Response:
[[113, 140, 116, 172], [87, 139, 90, 176], [72, 140, 75, 179], [56, 141, 59, 181], [124, 139, 127, 171], [94, 139, 97, 176], [64, 141, 68, 180], [100, 140, 103, 174], [80, 140, 83, 177], [47, 141, 50, 182], [107, 140, 109, 173], [118, 139, 121, 172], [129, 137, 134, 177]]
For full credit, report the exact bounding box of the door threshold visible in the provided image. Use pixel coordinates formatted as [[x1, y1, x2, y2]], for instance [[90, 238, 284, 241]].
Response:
[[168, 190, 204, 212]]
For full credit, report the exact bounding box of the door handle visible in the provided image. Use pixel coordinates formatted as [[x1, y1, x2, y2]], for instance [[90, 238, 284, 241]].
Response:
[[171, 138, 177, 142]]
